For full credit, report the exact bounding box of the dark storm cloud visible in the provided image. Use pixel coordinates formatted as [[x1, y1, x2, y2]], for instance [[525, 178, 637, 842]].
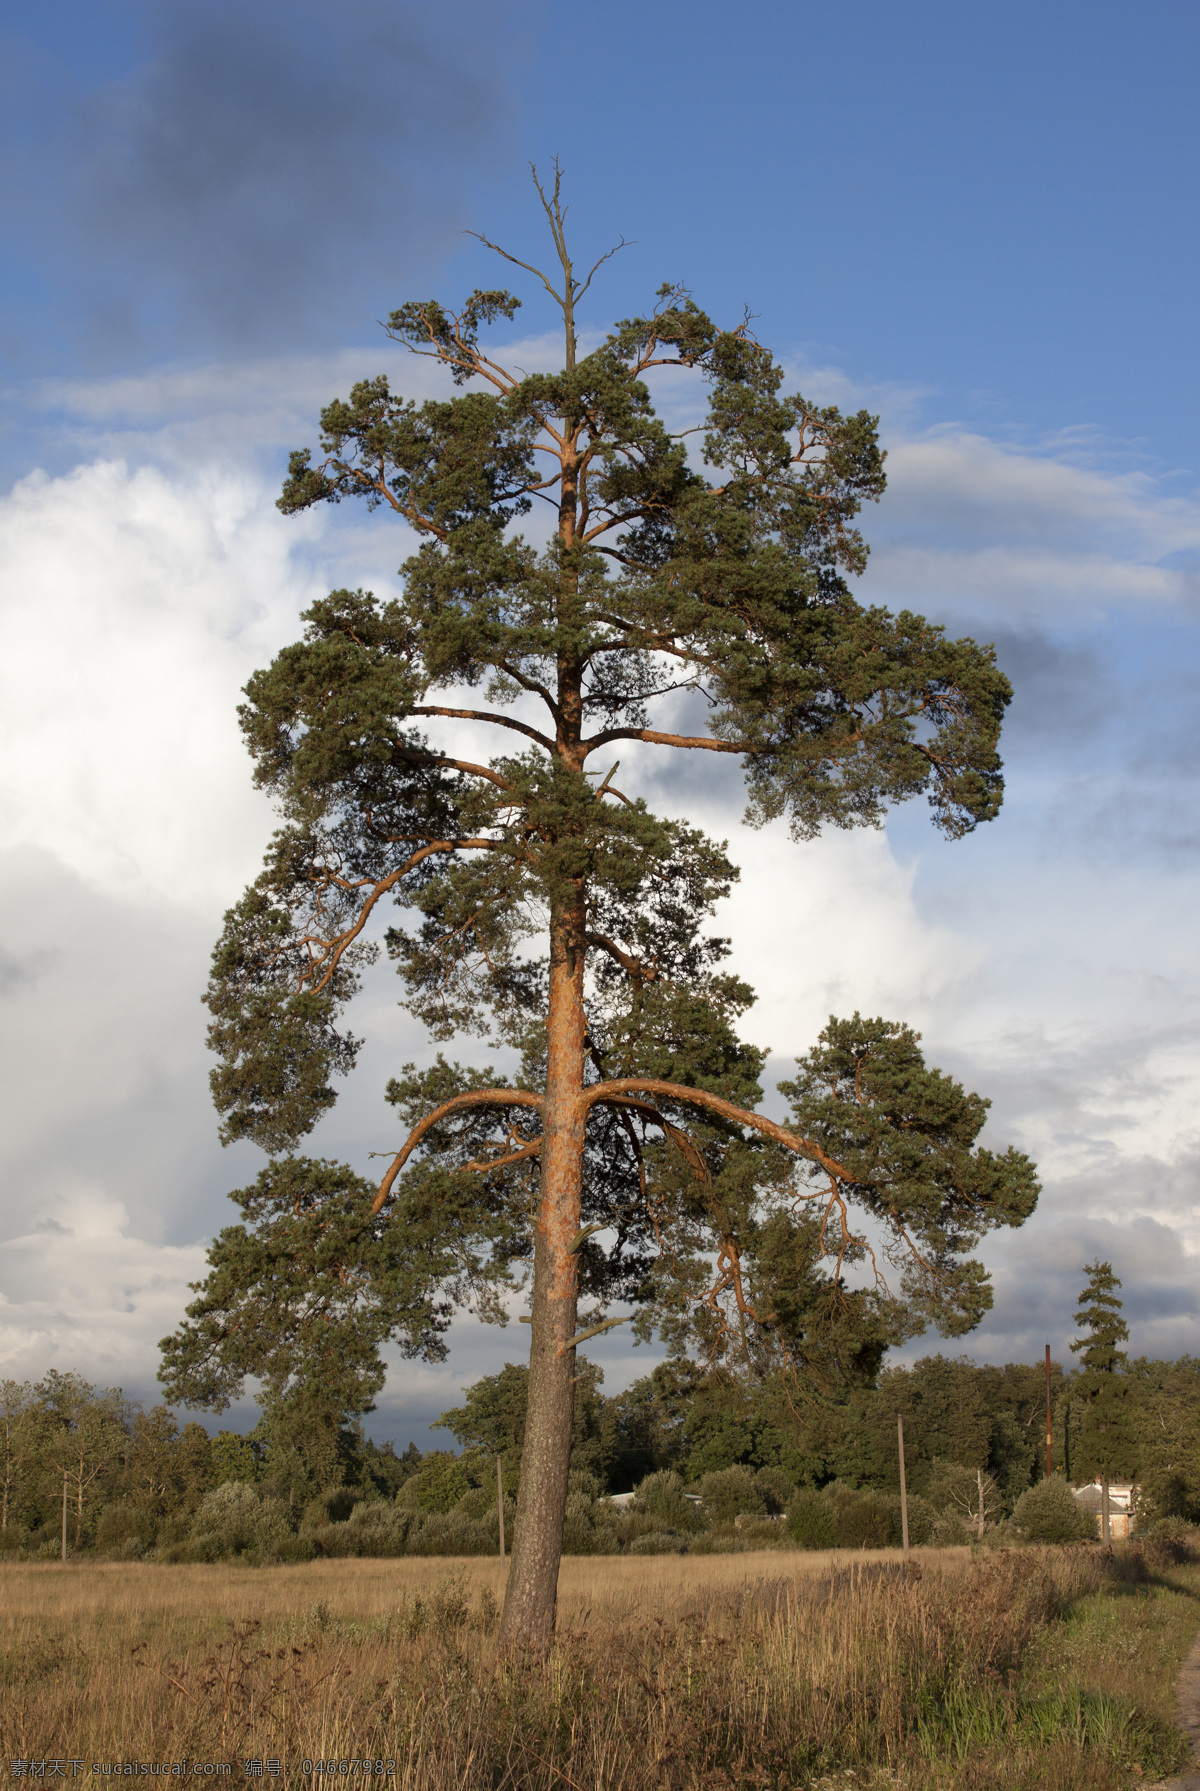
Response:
[[5, 0, 516, 361]]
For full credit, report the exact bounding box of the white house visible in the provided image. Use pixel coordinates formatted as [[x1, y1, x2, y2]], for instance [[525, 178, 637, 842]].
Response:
[[1072, 1481, 1135, 1540]]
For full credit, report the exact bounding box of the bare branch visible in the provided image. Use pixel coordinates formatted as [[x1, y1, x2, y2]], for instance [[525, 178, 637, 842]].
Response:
[[410, 706, 556, 751], [584, 727, 751, 755]]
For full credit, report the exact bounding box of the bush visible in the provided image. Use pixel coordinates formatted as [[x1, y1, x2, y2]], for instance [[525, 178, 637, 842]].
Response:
[[628, 1530, 687, 1555], [189, 1480, 262, 1559], [834, 1490, 896, 1550], [1012, 1478, 1095, 1543], [249, 1499, 302, 1563], [185, 1481, 301, 1561], [302, 1487, 357, 1527], [755, 1467, 797, 1514], [696, 1466, 766, 1526], [931, 1512, 973, 1546], [903, 1493, 937, 1546], [632, 1471, 705, 1533], [563, 1487, 620, 1556], [787, 1488, 836, 1550], [398, 1451, 482, 1513], [95, 1502, 158, 1557]]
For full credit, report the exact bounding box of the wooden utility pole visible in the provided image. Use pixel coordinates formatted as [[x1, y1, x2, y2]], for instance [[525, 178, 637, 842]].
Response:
[[496, 1456, 506, 1562], [1045, 1344, 1053, 1478], [896, 1414, 910, 1560], [61, 1472, 67, 1564]]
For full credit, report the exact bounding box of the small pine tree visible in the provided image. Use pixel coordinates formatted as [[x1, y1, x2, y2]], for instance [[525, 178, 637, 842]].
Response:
[[1070, 1260, 1137, 1539]]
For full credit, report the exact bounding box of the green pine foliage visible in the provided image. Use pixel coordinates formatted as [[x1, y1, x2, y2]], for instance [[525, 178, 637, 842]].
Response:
[[1070, 1262, 1138, 1486]]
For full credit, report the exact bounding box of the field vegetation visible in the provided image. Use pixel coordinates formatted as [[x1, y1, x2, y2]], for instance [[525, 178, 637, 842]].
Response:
[[6, 1351, 1200, 1568], [3, 1541, 1198, 1788]]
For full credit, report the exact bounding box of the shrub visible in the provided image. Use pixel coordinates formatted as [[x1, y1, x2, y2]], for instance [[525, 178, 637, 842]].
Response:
[[903, 1494, 937, 1546], [189, 1480, 262, 1559], [834, 1490, 896, 1550], [302, 1487, 357, 1527], [563, 1488, 620, 1555], [1012, 1478, 1095, 1543], [628, 1530, 687, 1555], [755, 1467, 797, 1514], [696, 1466, 766, 1526], [398, 1451, 482, 1513], [95, 1502, 158, 1557], [452, 1484, 499, 1523], [632, 1470, 705, 1533], [249, 1499, 302, 1563], [787, 1488, 836, 1550]]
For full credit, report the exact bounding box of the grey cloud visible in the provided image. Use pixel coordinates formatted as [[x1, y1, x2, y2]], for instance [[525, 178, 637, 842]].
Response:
[[7, 0, 516, 362], [889, 1215, 1200, 1372], [0, 942, 56, 999]]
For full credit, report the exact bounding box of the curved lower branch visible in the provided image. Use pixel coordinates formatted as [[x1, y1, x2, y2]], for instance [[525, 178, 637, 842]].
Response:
[[373, 1089, 544, 1214], [582, 1078, 852, 1183]]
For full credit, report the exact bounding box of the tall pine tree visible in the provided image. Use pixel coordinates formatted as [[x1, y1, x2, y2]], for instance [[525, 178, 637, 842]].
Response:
[[160, 171, 1038, 1647], [1070, 1260, 1137, 1540]]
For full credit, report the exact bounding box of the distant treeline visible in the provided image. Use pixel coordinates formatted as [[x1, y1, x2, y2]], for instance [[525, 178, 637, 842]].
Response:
[[1, 1354, 1194, 1561]]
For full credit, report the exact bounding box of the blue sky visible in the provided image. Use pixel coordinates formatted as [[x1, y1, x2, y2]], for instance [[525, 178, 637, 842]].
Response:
[[0, 0, 1197, 1446]]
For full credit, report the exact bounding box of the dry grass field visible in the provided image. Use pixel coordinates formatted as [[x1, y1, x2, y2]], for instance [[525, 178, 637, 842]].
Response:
[[2, 1544, 1196, 1789]]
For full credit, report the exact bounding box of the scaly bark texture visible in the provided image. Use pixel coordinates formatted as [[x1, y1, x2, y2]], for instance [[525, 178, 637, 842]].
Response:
[[502, 895, 587, 1646]]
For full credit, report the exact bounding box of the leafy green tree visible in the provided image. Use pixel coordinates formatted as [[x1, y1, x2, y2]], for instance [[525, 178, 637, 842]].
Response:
[[1069, 1261, 1137, 1540], [37, 1372, 128, 1547], [837, 1355, 994, 1492], [398, 1448, 486, 1512], [210, 1430, 262, 1486], [123, 1406, 213, 1515], [357, 1437, 423, 1500], [435, 1357, 616, 1490], [162, 172, 1037, 1646], [0, 1380, 38, 1535], [608, 1362, 703, 1487], [435, 1362, 531, 1460], [1130, 1356, 1200, 1522]]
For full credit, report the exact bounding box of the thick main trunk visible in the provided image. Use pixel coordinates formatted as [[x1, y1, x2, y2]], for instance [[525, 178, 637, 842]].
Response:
[[500, 889, 586, 1650]]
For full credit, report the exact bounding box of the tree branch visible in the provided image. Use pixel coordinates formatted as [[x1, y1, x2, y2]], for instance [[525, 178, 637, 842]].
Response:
[[583, 728, 751, 755], [393, 745, 517, 792], [581, 1078, 852, 1182], [301, 838, 501, 995], [410, 706, 555, 751], [373, 1089, 544, 1213]]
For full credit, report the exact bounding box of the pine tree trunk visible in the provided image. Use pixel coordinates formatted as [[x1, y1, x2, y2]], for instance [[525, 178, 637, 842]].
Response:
[[500, 890, 586, 1650], [1101, 1475, 1111, 1546]]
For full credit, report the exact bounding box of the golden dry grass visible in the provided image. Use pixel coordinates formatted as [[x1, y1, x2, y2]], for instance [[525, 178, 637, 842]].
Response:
[[0, 1545, 1192, 1790], [0, 1544, 959, 1631]]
